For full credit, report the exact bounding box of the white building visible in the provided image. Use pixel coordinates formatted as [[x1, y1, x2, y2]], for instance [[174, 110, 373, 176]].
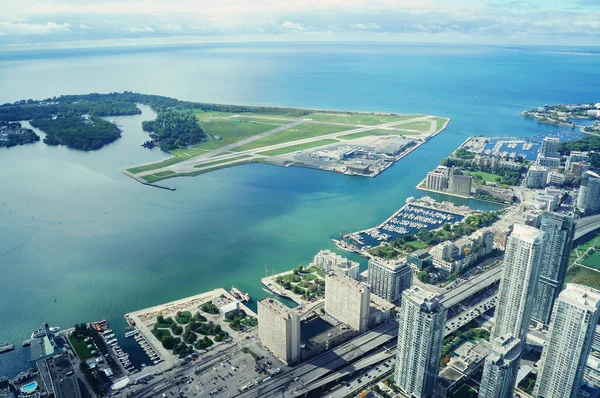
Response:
[[492, 224, 545, 342], [426, 167, 449, 191], [258, 298, 300, 365], [537, 154, 561, 169], [478, 334, 522, 398], [525, 164, 548, 189], [325, 272, 370, 333], [565, 151, 589, 171], [367, 257, 413, 305], [311, 250, 360, 280], [535, 284, 600, 398], [394, 287, 446, 398]]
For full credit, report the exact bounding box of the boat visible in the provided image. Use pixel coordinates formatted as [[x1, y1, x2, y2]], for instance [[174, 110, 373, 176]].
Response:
[[230, 286, 251, 302], [31, 328, 45, 339], [0, 342, 14, 354], [104, 334, 115, 339], [261, 281, 289, 298], [102, 329, 113, 335], [332, 238, 355, 253], [49, 327, 60, 333], [124, 330, 138, 338]]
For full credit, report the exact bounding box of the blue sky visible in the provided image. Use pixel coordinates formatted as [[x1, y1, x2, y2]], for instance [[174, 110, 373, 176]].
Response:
[[0, 0, 599, 50]]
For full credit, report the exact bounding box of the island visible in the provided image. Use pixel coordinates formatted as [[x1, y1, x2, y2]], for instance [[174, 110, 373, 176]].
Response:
[[0, 121, 40, 147], [520, 102, 600, 133]]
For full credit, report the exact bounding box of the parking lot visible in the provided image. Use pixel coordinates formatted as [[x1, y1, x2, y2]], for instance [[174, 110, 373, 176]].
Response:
[[154, 344, 285, 398]]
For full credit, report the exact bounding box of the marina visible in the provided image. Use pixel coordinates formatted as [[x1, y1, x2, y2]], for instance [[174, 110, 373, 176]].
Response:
[[341, 197, 469, 251]]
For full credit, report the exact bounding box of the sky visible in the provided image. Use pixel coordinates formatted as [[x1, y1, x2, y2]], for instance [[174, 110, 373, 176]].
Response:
[[1, 0, 599, 50]]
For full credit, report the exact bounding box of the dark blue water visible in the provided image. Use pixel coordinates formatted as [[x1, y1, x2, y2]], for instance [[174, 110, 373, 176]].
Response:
[[1, 42, 599, 377]]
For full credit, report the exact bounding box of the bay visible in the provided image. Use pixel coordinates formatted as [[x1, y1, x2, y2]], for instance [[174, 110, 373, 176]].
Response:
[[1, 42, 599, 376]]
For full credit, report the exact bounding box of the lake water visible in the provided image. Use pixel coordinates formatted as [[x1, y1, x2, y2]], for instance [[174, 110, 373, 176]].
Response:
[[1, 42, 599, 376]]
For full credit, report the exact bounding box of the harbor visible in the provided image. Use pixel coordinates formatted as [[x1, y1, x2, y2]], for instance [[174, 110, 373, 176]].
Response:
[[339, 197, 473, 252]]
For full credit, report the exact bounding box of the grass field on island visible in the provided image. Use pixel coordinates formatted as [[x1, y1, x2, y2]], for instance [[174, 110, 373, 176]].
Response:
[[127, 148, 209, 174], [433, 117, 448, 131], [233, 123, 350, 152], [258, 139, 339, 156], [198, 119, 278, 150], [338, 128, 416, 140], [193, 155, 253, 168], [304, 112, 421, 125], [396, 121, 432, 131]]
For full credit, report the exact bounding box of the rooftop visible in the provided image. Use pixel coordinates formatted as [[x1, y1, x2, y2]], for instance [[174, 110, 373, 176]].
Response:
[[559, 284, 600, 311], [369, 257, 409, 271], [510, 223, 544, 245], [259, 298, 296, 319], [326, 271, 368, 292]]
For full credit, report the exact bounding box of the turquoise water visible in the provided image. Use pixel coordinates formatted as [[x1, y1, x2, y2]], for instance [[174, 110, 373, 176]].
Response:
[[21, 381, 37, 393], [1, 43, 599, 376]]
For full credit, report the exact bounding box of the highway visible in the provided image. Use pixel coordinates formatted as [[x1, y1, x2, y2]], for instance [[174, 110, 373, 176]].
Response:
[[574, 214, 600, 240], [439, 266, 502, 308], [235, 321, 398, 398]]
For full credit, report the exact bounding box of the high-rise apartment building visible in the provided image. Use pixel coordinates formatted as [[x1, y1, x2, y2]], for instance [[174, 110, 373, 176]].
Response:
[[367, 257, 413, 305], [535, 284, 600, 398], [577, 170, 600, 214], [492, 224, 545, 342], [257, 298, 300, 365], [478, 334, 522, 398], [325, 272, 370, 333], [532, 212, 575, 325], [541, 136, 560, 158], [395, 287, 446, 398]]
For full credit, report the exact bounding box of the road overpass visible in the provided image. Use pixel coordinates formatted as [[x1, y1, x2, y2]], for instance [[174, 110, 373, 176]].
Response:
[[574, 214, 600, 240], [439, 266, 502, 308]]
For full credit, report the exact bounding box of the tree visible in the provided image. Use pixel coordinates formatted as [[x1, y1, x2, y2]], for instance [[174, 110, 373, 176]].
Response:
[[417, 271, 430, 283]]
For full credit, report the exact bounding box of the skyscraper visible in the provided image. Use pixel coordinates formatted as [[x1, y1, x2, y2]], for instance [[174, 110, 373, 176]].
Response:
[[531, 212, 575, 325], [535, 284, 600, 398], [325, 272, 370, 333], [492, 224, 545, 342], [478, 334, 522, 398], [395, 287, 446, 398], [577, 170, 600, 214], [368, 257, 413, 305], [257, 298, 300, 365]]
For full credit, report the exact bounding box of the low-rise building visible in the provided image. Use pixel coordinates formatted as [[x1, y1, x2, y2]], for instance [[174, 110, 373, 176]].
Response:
[[566, 151, 589, 172], [475, 185, 514, 203], [311, 250, 360, 280], [367, 257, 413, 305], [407, 248, 433, 271], [368, 294, 396, 328], [436, 340, 492, 397], [258, 298, 300, 365], [526, 164, 548, 189], [429, 229, 494, 274], [547, 171, 565, 186]]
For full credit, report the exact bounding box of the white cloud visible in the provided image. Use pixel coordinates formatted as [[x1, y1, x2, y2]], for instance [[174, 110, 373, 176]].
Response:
[[350, 23, 380, 30], [80, 24, 92, 29], [0, 21, 71, 35], [129, 25, 154, 32], [281, 21, 304, 30]]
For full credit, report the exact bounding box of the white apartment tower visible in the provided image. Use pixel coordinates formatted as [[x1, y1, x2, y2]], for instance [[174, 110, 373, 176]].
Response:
[[492, 224, 545, 342], [325, 272, 370, 333], [541, 136, 560, 158], [257, 298, 300, 365], [478, 334, 522, 398], [395, 287, 446, 398], [368, 257, 413, 305], [532, 212, 575, 325], [535, 284, 600, 398]]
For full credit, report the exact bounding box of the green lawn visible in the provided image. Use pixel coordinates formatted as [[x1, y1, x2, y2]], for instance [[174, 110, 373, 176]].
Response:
[[127, 148, 208, 174], [176, 311, 192, 324], [257, 139, 339, 156], [230, 116, 292, 124], [396, 121, 432, 131], [69, 336, 94, 360], [338, 129, 415, 140], [406, 240, 428, 250], [233, 123, 350, 152], [465, 171, 503, 183], [566, 265, 600, 290], [432, 117, 448, 131], [193, 155, 253, 169], [581, 249, 600, 270], [305, 112, 421, 125], [196, 119, 278, 151]]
